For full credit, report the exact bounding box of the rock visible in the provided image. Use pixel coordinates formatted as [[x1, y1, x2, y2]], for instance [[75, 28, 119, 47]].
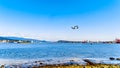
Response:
[[35, 61, 38, 63], [116, 58, 120, 60], [1, 65, 4, 68], [83, 59, 96, 65], [63, 60, 78, 65], [70, 60, 74, 62], [40, 62, 43, 65], [109, 57, 115, 60]]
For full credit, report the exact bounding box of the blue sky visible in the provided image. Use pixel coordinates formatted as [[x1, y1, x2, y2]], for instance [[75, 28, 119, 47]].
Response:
[[0, 0, 120, 41]]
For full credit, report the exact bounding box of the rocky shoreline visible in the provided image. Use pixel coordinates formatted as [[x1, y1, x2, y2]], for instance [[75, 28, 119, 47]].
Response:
[[1, 58, 120, 68]]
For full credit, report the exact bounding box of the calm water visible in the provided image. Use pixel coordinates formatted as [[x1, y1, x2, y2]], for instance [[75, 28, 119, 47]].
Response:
[[0, 43, 120, 60]]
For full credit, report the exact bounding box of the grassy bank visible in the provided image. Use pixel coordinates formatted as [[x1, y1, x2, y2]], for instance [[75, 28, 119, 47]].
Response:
[[33, 64, 120, 68]]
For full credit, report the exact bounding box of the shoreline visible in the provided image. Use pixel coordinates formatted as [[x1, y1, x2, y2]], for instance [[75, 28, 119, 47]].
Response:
[[1, 58, 120, 68], [36, 64, 120, 68]]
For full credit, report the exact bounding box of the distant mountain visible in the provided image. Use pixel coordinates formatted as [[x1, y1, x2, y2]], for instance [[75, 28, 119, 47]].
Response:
[[0, 37, 14, 40], [0, 36, 47, 43]]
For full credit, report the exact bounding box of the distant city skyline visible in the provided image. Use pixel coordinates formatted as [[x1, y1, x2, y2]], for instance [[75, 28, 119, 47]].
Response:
[[0, 0, 120, 41]]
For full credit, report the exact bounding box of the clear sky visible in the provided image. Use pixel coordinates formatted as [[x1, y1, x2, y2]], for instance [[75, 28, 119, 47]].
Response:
[[0, 0, 120, 41]]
